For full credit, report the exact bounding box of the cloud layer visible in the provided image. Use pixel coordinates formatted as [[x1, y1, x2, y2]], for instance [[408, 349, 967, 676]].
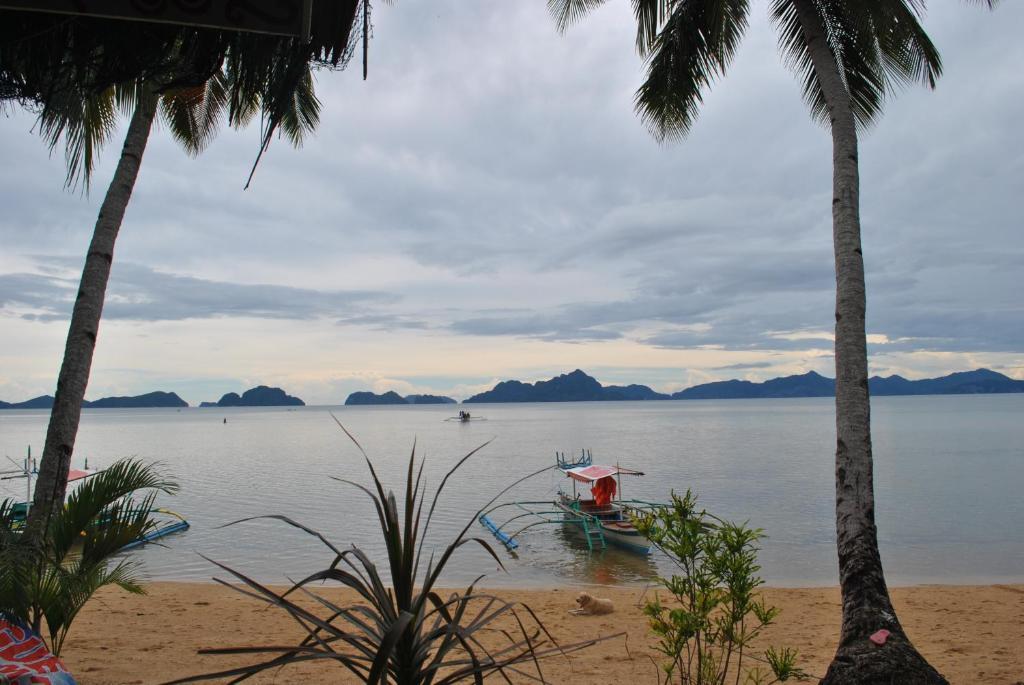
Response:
[[1, 2, 1021, 402]]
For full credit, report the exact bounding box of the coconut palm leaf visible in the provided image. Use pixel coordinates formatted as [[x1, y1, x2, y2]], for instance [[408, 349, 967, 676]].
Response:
[[770, 0, 943, 129], [636, 0, 752, 141], [0, 459, 178, 656], [49, 459, 177, 563], [160, 70, 230, 156], [37, 556, 144, 655], [0, 500, 34, 621], [35, 85, 119, 190]]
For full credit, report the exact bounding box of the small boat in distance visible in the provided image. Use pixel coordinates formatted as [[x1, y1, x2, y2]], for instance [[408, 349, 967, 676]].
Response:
[[479, 449, 664, 554], [445, 410, 487, 422]]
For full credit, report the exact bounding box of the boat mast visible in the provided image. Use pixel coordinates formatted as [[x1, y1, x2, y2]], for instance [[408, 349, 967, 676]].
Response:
[[616, 461, 622, 502], [25, 445, 31, 510]]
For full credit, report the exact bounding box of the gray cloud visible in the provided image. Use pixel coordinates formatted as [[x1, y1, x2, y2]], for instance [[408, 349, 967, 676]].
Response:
[[712, 361, 775, 371], [336, 313, 431, 330], [1, 259, 395, 322], [451, 308, 623, 342], [0, 0, 1021, 392]]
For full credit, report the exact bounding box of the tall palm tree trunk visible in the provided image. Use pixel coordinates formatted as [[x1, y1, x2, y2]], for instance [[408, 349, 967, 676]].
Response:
[[792, 2, 946, 683], [23, 90, 158, 547]]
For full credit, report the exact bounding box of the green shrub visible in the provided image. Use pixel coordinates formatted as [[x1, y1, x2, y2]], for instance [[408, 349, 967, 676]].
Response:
[[633, 490, 807, 685], [0, 459, 178, 656]]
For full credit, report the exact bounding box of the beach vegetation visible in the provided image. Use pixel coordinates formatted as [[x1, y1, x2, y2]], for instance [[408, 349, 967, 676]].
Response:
[[633, 490, 807, 685], [173, 422, 609, 684], [0, 459, 178, 656], [549, 0, 998, 681]]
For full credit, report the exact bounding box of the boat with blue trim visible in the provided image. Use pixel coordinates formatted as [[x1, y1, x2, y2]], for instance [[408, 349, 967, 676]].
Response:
[[2, 449, 189, 549], [479, 449, 664, 554]]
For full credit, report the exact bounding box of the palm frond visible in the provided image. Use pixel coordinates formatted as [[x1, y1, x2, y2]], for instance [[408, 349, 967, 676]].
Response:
[[859, 0, 942, 89], [635, 0, 752, 141], [548, 0, 610, 33], [0, 505, 34, 624], [276, 69, 320, 147], [771, 0, 943, 130], [36, 85, 119, 190], [39, 556, 145, 655], [159, 70, 230, 156], [632, 0, 670, 55], [50, 459, 177, 562]]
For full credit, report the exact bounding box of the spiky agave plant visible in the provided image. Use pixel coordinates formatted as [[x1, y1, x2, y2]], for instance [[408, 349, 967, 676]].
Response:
[[173, 419, 614, 684]]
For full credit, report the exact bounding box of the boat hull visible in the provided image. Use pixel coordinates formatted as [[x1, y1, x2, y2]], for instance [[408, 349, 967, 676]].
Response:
[[556, 497, 651, 554], [596, 524, 650, 554]]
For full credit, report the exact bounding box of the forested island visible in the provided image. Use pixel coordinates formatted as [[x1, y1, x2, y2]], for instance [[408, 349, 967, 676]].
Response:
[[0, 386, 305, 409], [345, 391, 456, 405], [0, 391, 188, 410], [198, 386, 304, 407], [3, 369, 1019, 410], [463, 368, 1024, 403]]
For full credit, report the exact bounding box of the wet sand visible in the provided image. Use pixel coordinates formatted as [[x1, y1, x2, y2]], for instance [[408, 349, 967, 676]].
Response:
[[64, 582, 1024, 684]]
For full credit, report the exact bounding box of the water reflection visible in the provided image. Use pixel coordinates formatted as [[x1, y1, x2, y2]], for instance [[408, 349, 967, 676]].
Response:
[[505, 523, 660, 586], [2, 396, 1022, 587]]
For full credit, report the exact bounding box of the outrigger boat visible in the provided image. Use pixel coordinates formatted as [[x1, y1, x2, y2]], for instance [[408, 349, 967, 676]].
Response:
[[1, 448, 189, 548], [479, 449, 664, 554]]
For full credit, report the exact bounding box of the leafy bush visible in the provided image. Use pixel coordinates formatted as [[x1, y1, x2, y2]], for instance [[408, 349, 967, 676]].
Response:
[[174, 423, 609, 684], [0, 459, 178, 655], [633, 490, 807, 685]]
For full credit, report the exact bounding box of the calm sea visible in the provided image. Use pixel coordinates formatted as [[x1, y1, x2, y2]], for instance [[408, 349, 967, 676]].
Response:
[[2, 395, 1021, 587]]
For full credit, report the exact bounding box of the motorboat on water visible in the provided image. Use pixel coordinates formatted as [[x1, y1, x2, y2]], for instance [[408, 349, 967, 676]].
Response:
[[446, 410, 486, 422]]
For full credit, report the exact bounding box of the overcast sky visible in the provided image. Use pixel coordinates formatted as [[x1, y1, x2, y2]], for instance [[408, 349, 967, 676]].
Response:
[[1, 1, 1021, 405]]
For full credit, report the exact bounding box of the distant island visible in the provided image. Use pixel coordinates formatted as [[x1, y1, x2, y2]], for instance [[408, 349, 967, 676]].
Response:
[[2, 369, 1020, 410], [0, 391, 188, 410], [199, 386, 304, 407], [464, 369, 668, 403], [0, 395, 56, 410], [86, 391, 189, 408], [345, 391, 456, 406], [464, 368, 1024, 403], [675, 368, 1024, 399], [673, 371, 835, 399]]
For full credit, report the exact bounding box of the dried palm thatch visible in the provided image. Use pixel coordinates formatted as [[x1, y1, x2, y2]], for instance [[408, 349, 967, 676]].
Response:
[[0, 1, 368, 183]]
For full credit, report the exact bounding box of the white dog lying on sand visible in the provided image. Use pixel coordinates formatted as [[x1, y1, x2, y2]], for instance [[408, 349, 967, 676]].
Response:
[[570, 591, 614, 615]]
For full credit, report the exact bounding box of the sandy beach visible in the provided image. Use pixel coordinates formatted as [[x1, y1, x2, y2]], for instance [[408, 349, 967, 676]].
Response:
[[62, 582, 1024, 684]]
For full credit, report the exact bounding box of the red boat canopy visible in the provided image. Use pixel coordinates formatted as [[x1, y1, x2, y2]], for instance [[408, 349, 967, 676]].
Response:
[[67, 469, 94, 482], [564, 465, 644, 483]]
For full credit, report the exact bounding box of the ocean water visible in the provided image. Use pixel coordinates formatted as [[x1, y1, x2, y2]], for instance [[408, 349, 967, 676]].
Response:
[[1, 395, 1021, 588]]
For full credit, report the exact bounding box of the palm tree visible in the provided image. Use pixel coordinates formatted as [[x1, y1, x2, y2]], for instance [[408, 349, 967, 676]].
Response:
[[1, 2, 371, 546], [22, 53, 322, 546], [549, 0, 995, 682], [1, 459, 178, 656]]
